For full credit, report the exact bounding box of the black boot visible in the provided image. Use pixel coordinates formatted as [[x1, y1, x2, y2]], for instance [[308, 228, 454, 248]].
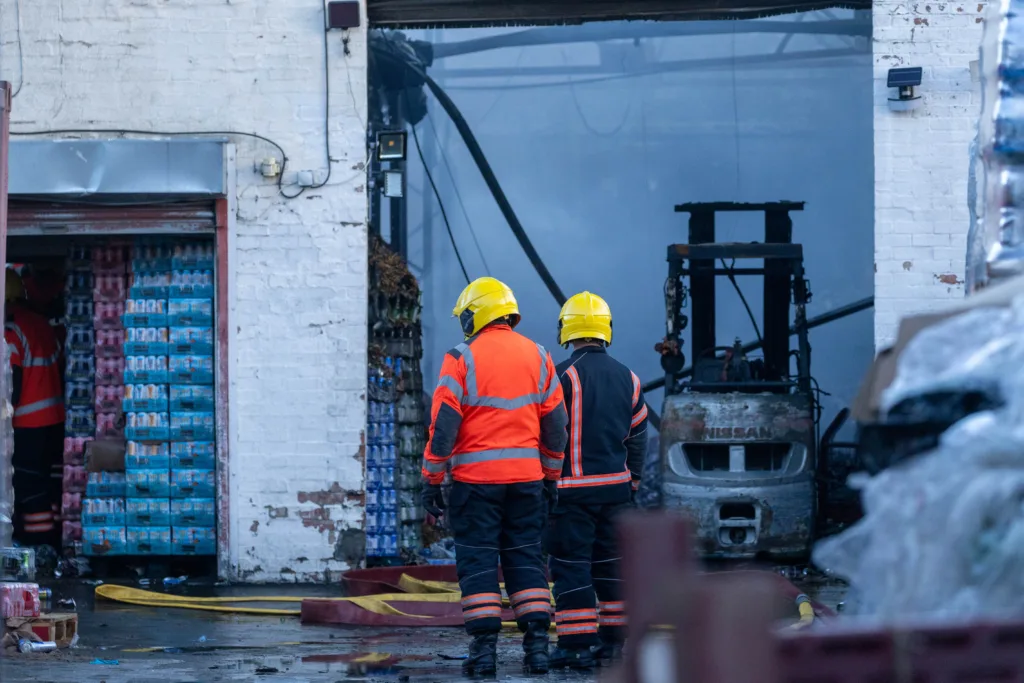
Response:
[[550, 646, 596, 671], [593, 641, 624, 667], [522, 622, 550, 674], [463, 633, 498, 677]]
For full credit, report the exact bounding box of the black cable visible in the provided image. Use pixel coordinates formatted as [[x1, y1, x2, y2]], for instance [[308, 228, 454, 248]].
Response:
[[373, 34, 567, 306], [307, 15, 333, 192], [410, 121, 470, 284], [720, 258, 763, 344], [424, 112, 491, 275]]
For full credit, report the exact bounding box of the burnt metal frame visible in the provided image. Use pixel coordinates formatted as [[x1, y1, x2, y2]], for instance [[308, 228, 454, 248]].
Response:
[[666, 201, 811, 397]]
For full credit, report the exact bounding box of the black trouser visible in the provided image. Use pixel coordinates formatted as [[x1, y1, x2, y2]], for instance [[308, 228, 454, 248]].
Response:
[[12, 424, 63, 547], [547, 501, 628, 649], [449, 480, 552, 635]]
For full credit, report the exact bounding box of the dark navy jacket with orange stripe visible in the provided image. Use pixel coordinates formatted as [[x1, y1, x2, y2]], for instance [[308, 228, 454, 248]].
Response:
[[555, 345, 649, 504], [422, 324, 569, 485]]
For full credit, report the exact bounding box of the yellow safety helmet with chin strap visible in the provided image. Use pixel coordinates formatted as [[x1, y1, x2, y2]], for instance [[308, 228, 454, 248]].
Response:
[[558, 291, 613, 347], [5, 268, 24, 303], [452, 276, 521, 338]]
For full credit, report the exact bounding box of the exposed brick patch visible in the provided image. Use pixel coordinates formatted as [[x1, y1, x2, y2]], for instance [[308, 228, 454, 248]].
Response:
[[935, 273, 964, 285]]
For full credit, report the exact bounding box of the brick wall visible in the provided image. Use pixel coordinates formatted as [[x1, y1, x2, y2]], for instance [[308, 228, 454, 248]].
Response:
[[0, 1, 368, 581], [873, 0, 987, 348]]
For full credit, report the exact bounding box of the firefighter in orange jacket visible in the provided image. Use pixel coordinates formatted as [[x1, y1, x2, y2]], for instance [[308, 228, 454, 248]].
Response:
[[421, 277, 569, 677], [5, 269, 65, 547]]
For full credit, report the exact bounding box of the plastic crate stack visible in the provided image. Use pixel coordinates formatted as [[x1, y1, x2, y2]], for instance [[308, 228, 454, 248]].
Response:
[[122, 242, 173, 557], [93, 246, 128, 441], [123, 240, 217, 556], [366, 362, 398, 559], [365, 236, 428, 563], [61, 248, 94, 550]]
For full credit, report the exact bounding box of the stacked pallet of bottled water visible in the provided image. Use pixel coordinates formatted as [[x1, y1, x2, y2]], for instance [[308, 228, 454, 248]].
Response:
[[976, 0, 1024, 287]]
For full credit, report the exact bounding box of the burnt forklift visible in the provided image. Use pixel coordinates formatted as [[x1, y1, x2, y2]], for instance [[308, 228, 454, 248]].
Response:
[[657, 202, 819, 560]]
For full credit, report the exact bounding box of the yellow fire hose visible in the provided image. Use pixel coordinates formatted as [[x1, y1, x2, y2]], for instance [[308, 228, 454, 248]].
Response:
[[96, 576, 815, 631]]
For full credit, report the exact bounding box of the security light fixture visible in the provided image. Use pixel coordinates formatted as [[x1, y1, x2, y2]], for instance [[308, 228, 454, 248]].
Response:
[[887, 67, 923, 112], [377, 131, 407, 162], [326, 1, 361, 29], [383, 170, 404, 198]]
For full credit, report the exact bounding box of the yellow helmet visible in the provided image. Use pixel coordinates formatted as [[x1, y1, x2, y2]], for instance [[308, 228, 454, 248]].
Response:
[[558, 291, 612, 347], [452, 277, 520, 338], [5, 268, 24, 303]]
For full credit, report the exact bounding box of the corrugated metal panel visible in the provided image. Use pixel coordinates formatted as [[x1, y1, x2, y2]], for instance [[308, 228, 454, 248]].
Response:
[[10, 139, 225, 197], [7, 201, 216, 236], [367, 0, 871, 27]]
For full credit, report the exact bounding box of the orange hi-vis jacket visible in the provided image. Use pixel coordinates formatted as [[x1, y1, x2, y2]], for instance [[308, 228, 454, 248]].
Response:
[[422, 324, 569, 485], [5, 306, 65, 429]]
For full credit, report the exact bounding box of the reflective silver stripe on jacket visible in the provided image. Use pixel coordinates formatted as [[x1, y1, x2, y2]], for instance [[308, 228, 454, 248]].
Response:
[[540, 454, 563, 471], [423, 459, 447, 474], [4, 322, 29, 364], [14, 396, 63, 417], [436, 374, 464, 401], [27, 349, 60, 367], [450, 447, 540, 467], [457, 342, 550, 410]]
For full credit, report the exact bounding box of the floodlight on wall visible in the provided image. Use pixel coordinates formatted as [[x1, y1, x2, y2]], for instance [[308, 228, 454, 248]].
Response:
[[887, 67, 923, 112], [383, 170, 404, 198], [377, 132, 407, 162]]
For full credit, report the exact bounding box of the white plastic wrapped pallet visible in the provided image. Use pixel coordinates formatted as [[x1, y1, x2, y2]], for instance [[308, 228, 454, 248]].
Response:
[[814, 286, 1024, 620], [974, 0, 1024, 288]]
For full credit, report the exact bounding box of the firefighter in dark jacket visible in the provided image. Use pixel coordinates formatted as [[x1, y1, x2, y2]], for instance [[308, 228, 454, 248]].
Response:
[[421, 276, 569, 677], [548, 291, 648, 670]]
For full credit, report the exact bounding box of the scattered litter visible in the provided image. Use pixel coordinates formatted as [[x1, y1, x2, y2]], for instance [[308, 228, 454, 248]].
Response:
[[69, 633, 80, 648], [197, 635, 208, 643], [255, 665, 279, 674], [91, 658, 119, 665], [57, 598, 76, 611], [437, 653, 468, 660], [163, 575, 188, 587], [18, 639, 56, 653], [139, 578, 152, 587]]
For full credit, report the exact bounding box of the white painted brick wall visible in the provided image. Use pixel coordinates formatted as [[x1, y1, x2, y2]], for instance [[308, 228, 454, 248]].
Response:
[[873, 0, 987, 348], [0, 0, 368, 581]]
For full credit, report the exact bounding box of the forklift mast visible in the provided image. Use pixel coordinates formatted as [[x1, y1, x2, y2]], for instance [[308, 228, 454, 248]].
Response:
[[662, 202, 812, 398]]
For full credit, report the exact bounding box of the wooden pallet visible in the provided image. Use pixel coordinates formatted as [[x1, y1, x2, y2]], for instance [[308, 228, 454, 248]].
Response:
[[21, 613, 77, 648]]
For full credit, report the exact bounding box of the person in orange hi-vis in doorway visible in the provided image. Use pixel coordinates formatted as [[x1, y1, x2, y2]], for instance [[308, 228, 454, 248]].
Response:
[[5, 268, 65, 549], [421, 276, 568, 677]]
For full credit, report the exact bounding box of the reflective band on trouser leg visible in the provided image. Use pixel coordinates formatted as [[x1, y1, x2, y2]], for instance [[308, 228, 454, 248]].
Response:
[[555, 609, 598, 638], [461, 593, 503, 624], [510, 587, 551, 619], [598, 601, 627, 628], [22, 511, 55, 534]]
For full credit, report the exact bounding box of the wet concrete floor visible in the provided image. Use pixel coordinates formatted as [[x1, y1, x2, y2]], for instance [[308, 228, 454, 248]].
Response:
[[0, 574, 847, 683]]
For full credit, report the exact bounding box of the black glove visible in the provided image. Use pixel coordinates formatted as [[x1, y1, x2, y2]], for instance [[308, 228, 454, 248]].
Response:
[[543, 480, 558, 511], [421, 484, 445, 521]]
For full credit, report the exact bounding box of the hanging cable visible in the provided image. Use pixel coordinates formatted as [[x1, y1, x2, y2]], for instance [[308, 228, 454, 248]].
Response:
[[410, 120, 470, 284], [720, 258, 763, 344], [373, 33, 567, 305], [424, 112, 491, 275]]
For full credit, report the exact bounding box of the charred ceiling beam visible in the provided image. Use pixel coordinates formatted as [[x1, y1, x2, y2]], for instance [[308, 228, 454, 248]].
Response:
[[367, 0, 872, 29]]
